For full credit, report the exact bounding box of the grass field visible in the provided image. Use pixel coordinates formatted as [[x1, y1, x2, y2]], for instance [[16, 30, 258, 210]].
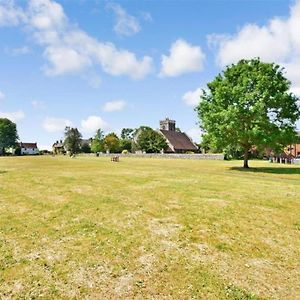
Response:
[[0, 156, 299, 299]]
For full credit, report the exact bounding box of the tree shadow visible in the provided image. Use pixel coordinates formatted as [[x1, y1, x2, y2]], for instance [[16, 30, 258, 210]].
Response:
[[231, 166, 300, 175], [0, 170, 7, 174]]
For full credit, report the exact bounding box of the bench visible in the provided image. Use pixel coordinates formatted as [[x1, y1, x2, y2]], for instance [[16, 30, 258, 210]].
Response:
[[111, 156, 119, 162]]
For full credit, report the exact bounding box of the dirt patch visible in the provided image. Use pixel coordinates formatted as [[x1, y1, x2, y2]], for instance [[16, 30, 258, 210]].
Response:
[[114, 273, 134, 296]]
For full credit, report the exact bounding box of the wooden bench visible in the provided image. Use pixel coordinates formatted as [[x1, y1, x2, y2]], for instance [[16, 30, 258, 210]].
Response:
[[111, 156, 119, 162]]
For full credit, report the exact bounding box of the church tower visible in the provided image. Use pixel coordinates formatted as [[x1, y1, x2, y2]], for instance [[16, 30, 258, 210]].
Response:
[[160, 118, 176, 131]]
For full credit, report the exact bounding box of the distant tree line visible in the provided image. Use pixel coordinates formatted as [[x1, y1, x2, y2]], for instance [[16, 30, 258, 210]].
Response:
[[63, 125, 168, 155]]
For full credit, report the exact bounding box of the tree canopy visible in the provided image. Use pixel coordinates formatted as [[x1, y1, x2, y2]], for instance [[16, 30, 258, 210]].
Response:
[[196, 58, 300, 168], [91, 129, 105, 153], [64, 127, 82, 155], [0, 118, 18, 154], [135, 127, 168, 153], [104, 133, 120, 153]]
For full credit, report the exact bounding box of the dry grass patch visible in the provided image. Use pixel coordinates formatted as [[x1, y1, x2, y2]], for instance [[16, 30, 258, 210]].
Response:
[[0, 156, 299, 299]]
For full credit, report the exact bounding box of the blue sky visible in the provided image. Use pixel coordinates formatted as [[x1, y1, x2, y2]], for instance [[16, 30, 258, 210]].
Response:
[[0, 0, 299, 150]]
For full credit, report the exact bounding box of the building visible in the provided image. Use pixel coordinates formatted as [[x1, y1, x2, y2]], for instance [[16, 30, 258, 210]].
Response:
[[159, 118, 198, 153], [286, 131, 300, 157], [52, 140, 65, 154], [19, 142, 39, 155]]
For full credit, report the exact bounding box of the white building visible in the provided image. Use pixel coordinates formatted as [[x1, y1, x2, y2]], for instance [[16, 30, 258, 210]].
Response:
[[20, 142, 39, 155]]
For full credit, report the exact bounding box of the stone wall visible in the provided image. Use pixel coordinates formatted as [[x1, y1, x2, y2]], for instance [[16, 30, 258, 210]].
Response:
[[80, 153, 224, 160]]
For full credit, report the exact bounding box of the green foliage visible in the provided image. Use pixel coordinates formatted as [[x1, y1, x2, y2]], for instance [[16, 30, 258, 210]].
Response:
[[135, 127, 168, 153], [197, 58, 300, 168], [0, 118, 19, 154], [119, 139, 132, 152], [95, 128, 104, 140], [14, 147, 21, 156], [104, 132, 120, 153], [121, 128, 135, 140], [64, 127, 82, 155], [81, 143, 91, 153], [91, 138, 104, 153], [91, 129, 105, 153], [122, 149, 129, 154]]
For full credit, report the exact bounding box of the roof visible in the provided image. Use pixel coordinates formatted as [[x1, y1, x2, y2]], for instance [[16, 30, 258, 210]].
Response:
[[160, 130, 198, 151], [20, 142, 37, 148], [53, 142, 64, 148]]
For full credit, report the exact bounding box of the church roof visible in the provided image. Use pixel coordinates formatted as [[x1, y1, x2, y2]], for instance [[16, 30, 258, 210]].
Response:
[[160, 130, 198, 151]]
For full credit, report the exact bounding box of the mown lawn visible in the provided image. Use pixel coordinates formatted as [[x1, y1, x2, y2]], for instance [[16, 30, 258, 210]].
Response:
[[0, 156, 299, 299]]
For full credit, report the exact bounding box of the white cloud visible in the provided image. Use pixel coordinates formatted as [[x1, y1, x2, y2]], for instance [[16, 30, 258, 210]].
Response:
[[0, 0, 153, 79], [0, 110, 25, 122], [43, 46, 92, 76], [182, 88, 203, 106], [208, 0, 300, 92], [43, 117, 72, 133], [0, 91, 5, 101], [160, 39, 205, 77], [107, 2, 140, 36], [0, 0, 26, 27], [81, 116, 108, 133], [187, 127, 202, 143], [103, 100, 126, 112]]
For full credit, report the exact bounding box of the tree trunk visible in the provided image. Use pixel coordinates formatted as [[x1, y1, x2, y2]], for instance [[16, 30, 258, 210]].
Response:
[[243, 149, 249, 168]]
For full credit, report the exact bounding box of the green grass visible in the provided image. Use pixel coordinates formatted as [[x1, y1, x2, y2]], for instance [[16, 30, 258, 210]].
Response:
[[0, 156, 299, 299]]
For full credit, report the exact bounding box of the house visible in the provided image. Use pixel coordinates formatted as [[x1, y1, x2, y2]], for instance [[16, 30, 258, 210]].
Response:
[[286, 131, 300, 157], [159, 118, 198, 153], [19, 142, 39, 155], [52, 140, 65, 154]]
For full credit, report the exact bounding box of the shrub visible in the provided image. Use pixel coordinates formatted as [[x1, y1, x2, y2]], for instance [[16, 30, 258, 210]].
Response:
[[122, 149, 129, 154]]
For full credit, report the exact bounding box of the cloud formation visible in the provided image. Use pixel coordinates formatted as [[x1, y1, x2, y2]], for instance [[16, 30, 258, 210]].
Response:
[[107, 2, 140, 36], [208, 0, 300, 92], [103, 100, 126, 112], [0, 0, 153, 79], [81, 116, 108, 133], [43, 117, 72, 133], [0, 110, 25, 122], [160, 39, 205, 77], [182, 87, 203, 107]]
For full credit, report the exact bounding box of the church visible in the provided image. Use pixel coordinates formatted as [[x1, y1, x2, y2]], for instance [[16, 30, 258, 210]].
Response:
[[159, 118, 198, 153]]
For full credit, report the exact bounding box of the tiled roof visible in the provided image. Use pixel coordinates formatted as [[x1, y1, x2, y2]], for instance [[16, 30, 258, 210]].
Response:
[[20, 142, 37, 148], [160, 130, 198, 151]]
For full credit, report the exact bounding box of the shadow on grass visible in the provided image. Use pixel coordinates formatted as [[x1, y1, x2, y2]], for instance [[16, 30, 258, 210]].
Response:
[[0, 170, 7, 174], [231, 166, 300, 175]]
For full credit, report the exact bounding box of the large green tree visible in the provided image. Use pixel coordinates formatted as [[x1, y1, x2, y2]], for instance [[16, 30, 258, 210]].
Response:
[[197, 58, 300, 168], [104, 132, 120, 153], [136, 127, 168, 153], [0, 118, 18, 154], [64, 127, 82, 155], [91, 129, 105, 153]]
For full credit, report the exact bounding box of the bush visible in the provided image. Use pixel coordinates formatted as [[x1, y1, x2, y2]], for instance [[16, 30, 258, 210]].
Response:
[[122, 149, 129, 154], [14, 147, 21, 156], [186, 151, 195, 154]]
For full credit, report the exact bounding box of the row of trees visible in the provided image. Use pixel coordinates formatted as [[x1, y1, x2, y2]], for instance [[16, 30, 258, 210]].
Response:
[[64, 126, 169, 155]]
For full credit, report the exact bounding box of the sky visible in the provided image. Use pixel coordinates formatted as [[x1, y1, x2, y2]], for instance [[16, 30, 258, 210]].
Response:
[[0, 0, 300, 150]]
